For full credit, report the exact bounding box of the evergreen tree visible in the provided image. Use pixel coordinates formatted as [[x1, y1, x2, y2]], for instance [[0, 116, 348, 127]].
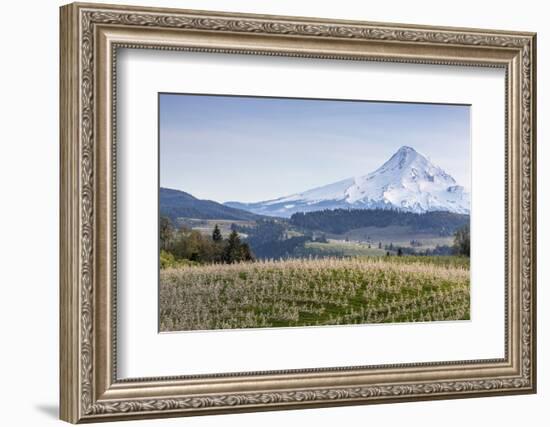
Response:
[[378, 241, 382, 249], [453, 224, 470, 257], [397, 247, 403, 256], [212, 224, 222, 242], [224, 230, 242, 264]]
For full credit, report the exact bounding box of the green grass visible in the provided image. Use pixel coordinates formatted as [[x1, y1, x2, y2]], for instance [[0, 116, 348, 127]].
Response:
[[160, 256, 470, 332], [326, 225, 454, 250], [302, 240, 388, 257]]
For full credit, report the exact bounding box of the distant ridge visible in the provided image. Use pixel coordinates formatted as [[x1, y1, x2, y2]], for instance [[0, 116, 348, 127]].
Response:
[[160, 187, 263, 222], [225, 146, 470, 218]]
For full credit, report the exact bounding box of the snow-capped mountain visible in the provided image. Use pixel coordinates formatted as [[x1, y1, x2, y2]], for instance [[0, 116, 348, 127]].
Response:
[[225, 146, 470, 218]]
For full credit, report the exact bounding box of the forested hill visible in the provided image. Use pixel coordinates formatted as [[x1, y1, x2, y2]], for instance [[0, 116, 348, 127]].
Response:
[[290, 208, 469, 235], [160, 187, 263, 222]]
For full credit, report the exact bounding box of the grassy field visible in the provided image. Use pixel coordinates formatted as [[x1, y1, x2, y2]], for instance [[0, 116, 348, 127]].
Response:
[[160, 256, 470, 332], [326, 225, 455, 250], [302, 240, 388, 257]]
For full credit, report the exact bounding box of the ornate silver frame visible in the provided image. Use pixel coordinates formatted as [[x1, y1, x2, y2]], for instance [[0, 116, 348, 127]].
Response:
[[60, 2, 536, 423]]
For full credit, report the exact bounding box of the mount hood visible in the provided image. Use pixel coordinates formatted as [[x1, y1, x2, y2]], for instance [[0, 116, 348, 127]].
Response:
[[225, 146, 470, 218]]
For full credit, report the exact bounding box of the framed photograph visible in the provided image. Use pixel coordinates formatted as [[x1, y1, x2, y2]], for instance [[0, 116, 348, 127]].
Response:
[[60, 2, 537, 423]]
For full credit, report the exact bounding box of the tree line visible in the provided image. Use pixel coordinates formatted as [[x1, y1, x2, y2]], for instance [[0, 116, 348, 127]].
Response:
[[160, 216, 254, 266], [231, 219, 311, 259], [290, 208, 470, 236]]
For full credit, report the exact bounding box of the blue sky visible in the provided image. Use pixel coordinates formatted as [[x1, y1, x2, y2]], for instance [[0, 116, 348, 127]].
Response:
[[160, 93, 470, 203]]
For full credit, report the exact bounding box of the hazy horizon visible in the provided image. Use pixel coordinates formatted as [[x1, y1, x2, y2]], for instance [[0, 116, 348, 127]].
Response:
[[160, 93, 471, 203]]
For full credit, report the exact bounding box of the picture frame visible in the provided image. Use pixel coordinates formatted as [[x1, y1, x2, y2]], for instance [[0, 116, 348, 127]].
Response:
[[59, 2, 537, 423]]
